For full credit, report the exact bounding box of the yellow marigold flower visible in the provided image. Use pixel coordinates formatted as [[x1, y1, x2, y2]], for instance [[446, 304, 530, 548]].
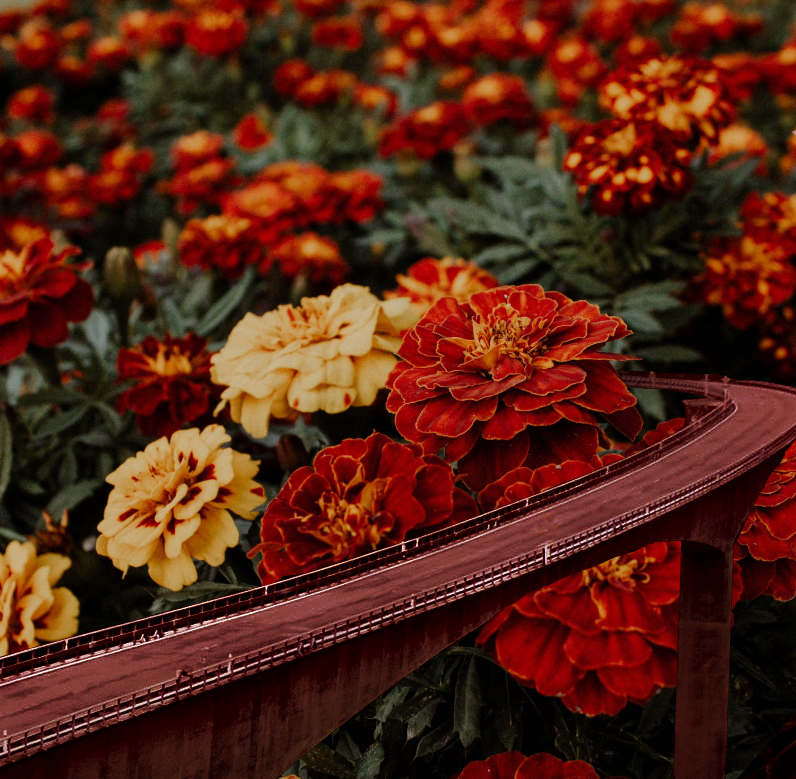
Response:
[[96, 425, 265, 591], [0, 540, 79, 656], [210, 283, 418, 438]]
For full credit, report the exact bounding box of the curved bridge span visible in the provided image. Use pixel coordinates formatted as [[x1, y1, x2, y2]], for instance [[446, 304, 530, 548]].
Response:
[[1, 372, 796, 779]]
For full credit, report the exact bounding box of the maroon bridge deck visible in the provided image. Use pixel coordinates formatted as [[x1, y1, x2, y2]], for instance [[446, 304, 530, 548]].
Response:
[[1, 372, 796, 779]]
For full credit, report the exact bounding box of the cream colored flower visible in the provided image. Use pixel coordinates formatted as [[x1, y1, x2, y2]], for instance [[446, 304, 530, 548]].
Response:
[[0, 540, 79, 656], [96, 425, 264, 591], [210, 283, 418, 438]]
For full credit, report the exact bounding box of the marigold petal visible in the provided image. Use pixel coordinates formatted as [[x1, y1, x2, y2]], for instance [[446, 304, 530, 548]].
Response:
[[516, 753, 600, 779], [147, 542, 198, 590], [595, 585, 666, 633], [415, 395, 498, 437], [564, 628, 652, 670], [560, 671, 628, 717], [524, 421, 600, 470], [458, 433, 530, 492], [0, 320, 30, 364], [27, 300, 69, 348]]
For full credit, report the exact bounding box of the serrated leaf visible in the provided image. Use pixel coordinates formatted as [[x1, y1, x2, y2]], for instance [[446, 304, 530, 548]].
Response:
[[620, 309, 665, 336], [196, 267, 255, 337], [453, 656, 483, 749], [0, 410, 12, 502], [303, 744, 355, 779], [406, 700, 439, 742], [472, 243, 531, 267]]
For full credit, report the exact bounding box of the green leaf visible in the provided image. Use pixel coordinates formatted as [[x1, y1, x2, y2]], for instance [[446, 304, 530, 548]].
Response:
[[15, 388, 89, 407], [406, 699, 439, 741], [195, 267, 255, 337], [472, 243, 530, 267], [0, 409, 12, 503], [415, 724, 457, 758], [34, 404, 91, 439], [47, 479, 103, 519], [619, 310, 665, 336], [631, 387, 667, 422], [633, 345, 703, 363], [161, 297, 189, 337], [355, 743, 384, 779], [453, 656, 483, 749], [550, 123, 569, 170], [303, 744, 355, 779]]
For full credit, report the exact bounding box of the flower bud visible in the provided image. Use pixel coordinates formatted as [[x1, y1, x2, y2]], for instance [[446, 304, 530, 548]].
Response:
[[103, 246, 141, 304]]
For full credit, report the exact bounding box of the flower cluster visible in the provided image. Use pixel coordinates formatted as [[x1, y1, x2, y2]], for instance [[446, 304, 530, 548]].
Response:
[[97, 425, 264, 591], [211, 284, 418, 438], [249, 432, 476, 583], [454, 752, 622, 779]]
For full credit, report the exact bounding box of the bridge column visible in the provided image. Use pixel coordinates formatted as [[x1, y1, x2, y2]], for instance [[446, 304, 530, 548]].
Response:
[[673, 540, 735, 779]]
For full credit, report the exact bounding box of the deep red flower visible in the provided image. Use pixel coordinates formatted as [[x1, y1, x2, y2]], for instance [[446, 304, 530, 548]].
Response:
[[353, 84, 398, 118], [614, 35, 663, 67], [0, 218, 49, 253], [6, 86, 55, 124], [14, 129, 61, 170], [53, 55, 94, 86], [178, 214, 262, 279], [86, 36, 130, 71], [116, 333, 220, 439], [564, 119, 693, 216], [171, 130, 226, 171], [329, 170, 384, 223], [256, 162, 339, 226], [311, 17, 363, 51], [293, 0, 345, 18], [163, 157, 237, 216], [0, 238, 93, 365], [379, 101, 471, 160], [454, 751, 622, 779], [581, 0, 639, 44], [274, 59, 315, 97], [248, 432, 477, 584], [15, 22, 61, 70], [185, 9, 248, 57], [385, 285, 642, 491], [712, 53, 762, 103], [232, 114, 272, 152], [221, 180, 299, 243], [293, 70, 358, 108], [741, 192, 796, 256], [462, 74, 536, 129]]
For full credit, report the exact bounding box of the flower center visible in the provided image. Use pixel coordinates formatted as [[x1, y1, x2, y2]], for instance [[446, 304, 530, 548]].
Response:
[[311, 492, 385, 556], [0, 249, 27, 295], [602, 123, 637, 156], [467, 305, 553, 368], [142, 344, 196, 377], [584, 556, 647, 590]]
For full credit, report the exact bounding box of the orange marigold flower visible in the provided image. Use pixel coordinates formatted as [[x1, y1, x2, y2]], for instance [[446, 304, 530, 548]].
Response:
[[97, 425, 264, 591], [164, 157, 238, 216], [690, 236, 796, 330], [670, 2, 762, 55], [211, 284, 417, 438], [171, 130, 225, 171], [116, 333, 220, 439], [0, 217, 48, 252], [86, 36, 130, 71], [101, 143, 155, 176], [614, 35, 662, 67], [293, 70, 358, 108], [0, 237, 93, 365], [581, 0, 639, 44], [761, 42, 796, 97], [547, 36, 607, 104], [385, 285, 642, 491], [261, 232, 349, 289], [221, 180, 299, 242], [713, 53, 762, 103], [256, 162, 339, 226], [385, 256, 499, 317], [88, 168, 143, 207], [248, 432, 477, 584], [354, 84, 398, 118], [462, 74, 536, 129], [311, 16, 364, 51], [453, 751, 615, 779], [53, 55, 93, 86], [741, 191, 796, 255], [0, 541, 79, 656], [178, 214, 261, 278], [599, 55, 735, 147], [379, 101, 470, 160], [564, 119, 693, 216], [232, 113, 272, 152], [40, 164, 94, 220], [757, 304, 796, 383], [185, 8, 248, 57], [15, 21, 61, 70], [376, 46, 415, 77], [707, 123, 768, 175], [6, 85, 55, 124]]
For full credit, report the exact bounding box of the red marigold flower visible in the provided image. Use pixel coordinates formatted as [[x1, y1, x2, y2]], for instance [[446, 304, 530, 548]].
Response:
[[294, 0, 345, 18], [376, 46, 415, 77], [40, 164, 95, 220], [86, 36, 130, 71], [15, 129, 61, 170], [581, 0, 639, 44], [163, 157, 237, 216], [178, 214, 261, 279], [599, 55, 735, 147], [274, 59, 315, 97], [329, 170, 384, 223], [185, 8, 248, 57], [712, 53, 762, 103], [761, 42, 796, 97], [462, 74, 536, 130], [248, 432, 477, 584], [256, 162, 339, 226], [6, 85, 55, 124], [311, 16, 363, 51], [480, 539, 681, 713], [634, 0, 675, 22], [613, 35, 663, 67], [741, 192, 796, 255], [15, 21, 61, 70], [116, 333, 220, 439], [101, 143, 155, 176], [61, 19, 93, 43], [669, 2, 762, 55], [707, 124, 768, 175], [261, 232, 348, 289], [88, 168, 142, 207], [171, 130, 225, 171], [0, 237, 93, 365], [232, 113, 272, 152], [564, 119, 693, 216], [689, 236, 796, 330], [379, 101, 471, 160], [520, 18, 556, 58], [293, 70, 358, 108], [0, 11, 23, 36], [385, 285, 642, 491], [454, 751, 618, 779], [0, 217, 49, 252], [221, 180, 299, 243], [53, 55, 94, 86], [757, 304, 796, 383], [385, 256, 499, 318], [547, 36, 607, 98], [354, 84, 398, 118]]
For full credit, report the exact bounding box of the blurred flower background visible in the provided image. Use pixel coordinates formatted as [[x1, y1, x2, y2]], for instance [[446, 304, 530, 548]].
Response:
[[3, 0, 796, 776]]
